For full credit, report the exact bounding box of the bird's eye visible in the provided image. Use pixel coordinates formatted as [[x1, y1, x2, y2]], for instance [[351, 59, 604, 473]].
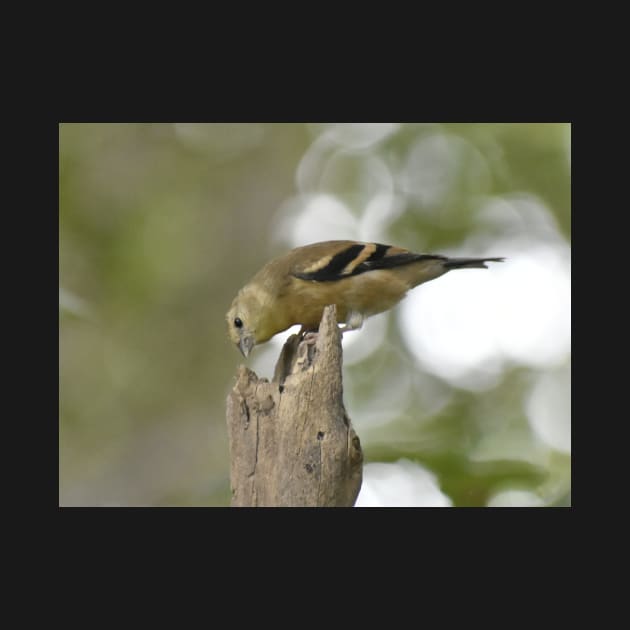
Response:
[[234, 317, 243, 329]]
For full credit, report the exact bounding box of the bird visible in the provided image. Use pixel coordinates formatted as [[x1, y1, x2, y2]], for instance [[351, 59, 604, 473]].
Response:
[[226, 240, 504, 357]]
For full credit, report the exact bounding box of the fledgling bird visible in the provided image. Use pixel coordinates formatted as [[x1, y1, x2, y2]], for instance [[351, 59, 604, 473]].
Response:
[[226, 240, 504, 357]]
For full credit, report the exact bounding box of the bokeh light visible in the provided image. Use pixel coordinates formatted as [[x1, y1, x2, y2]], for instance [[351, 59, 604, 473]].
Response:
[[356, 459, 453, 507]]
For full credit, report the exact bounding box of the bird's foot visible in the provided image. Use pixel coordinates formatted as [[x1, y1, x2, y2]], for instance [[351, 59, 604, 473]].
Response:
[[295, 329, 318, 368], [339, 311, 364, 334], [298, 326, 319, 343], [302, 331, 319, 345]]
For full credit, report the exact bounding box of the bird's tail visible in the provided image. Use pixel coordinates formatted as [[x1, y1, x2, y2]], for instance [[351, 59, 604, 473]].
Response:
[[443, 257, 505, 270]]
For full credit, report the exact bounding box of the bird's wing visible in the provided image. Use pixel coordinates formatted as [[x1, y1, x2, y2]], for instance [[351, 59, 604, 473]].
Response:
[[290, 241, 444, 282]]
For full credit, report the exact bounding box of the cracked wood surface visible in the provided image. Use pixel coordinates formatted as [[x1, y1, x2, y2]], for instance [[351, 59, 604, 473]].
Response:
[[226, 305, 363, 507]]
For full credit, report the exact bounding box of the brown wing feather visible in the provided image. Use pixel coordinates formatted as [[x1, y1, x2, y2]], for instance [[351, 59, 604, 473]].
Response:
[[291, 241, 444, 282]]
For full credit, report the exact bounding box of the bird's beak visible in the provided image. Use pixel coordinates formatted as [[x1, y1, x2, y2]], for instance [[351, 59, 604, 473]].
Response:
[[238, 334, 255, 358]]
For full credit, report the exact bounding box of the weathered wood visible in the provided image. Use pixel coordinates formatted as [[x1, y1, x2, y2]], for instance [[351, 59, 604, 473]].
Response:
[[226, 305, 363, 507]]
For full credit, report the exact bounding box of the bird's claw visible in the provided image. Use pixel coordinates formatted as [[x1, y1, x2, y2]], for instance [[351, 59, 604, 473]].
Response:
[[302, 331, 319, 345], [340, 310, 364, 334], [296, 330, 318, 368]]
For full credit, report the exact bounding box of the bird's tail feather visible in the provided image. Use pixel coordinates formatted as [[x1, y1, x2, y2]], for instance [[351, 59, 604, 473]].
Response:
[[443, 257, 505, 270]]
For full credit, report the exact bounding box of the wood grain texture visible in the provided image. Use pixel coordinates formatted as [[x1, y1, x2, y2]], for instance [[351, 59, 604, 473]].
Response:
[[226, 305, 363, 507]]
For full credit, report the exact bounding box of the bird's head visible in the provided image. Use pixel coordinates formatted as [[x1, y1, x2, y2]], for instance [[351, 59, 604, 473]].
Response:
[[226, 287, 273, 357]]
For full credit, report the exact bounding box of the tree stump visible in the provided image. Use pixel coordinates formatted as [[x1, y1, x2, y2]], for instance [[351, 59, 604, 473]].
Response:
[[226, 305, 363, 507]]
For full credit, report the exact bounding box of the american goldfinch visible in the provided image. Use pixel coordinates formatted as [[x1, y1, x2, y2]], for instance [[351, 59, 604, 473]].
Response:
[[226, 240, 504, 357]]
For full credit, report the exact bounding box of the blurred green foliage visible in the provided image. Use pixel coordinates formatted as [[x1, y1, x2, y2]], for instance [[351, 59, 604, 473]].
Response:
[[59, 123, 570, 506]]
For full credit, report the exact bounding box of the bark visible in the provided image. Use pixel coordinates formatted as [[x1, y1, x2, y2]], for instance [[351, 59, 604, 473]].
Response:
[[226, 305, 363, 507]]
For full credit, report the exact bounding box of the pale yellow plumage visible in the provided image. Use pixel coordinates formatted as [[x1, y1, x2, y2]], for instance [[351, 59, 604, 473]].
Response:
[[226, 240, 504, 356]]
